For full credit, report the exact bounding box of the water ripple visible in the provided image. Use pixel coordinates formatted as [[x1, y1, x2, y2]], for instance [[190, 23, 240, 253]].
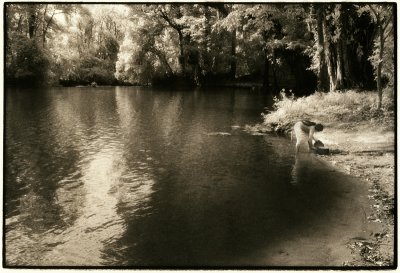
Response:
[[8, 87, 340, 266]]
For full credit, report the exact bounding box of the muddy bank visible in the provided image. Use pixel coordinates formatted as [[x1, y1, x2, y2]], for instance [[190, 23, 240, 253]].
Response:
[[315, 122, 395, 266]]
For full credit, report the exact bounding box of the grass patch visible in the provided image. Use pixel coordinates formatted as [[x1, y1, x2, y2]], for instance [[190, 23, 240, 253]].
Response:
[[255, 88, 394, 135]]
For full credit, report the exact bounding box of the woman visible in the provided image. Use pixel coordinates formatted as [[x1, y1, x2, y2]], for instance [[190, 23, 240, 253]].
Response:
[[293, 120, 324, 153]]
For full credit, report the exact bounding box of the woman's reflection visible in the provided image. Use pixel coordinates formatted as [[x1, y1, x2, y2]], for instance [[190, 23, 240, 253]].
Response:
[[290, 153, 316, 185]]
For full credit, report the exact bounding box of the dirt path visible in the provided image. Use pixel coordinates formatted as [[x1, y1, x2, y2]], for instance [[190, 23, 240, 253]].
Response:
[[316, 123, 395, 266]]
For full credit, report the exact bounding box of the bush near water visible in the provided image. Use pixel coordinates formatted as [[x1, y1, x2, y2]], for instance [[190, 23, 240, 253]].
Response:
[[251, 88, 395, 136]]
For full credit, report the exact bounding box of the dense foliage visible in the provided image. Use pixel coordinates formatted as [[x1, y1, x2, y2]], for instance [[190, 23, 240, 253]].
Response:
[[5, 3, 394, 100]]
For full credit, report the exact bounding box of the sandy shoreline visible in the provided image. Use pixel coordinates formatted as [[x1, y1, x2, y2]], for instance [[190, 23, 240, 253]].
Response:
[[247, 118, 395, 266], [317, 124, 395, 266]]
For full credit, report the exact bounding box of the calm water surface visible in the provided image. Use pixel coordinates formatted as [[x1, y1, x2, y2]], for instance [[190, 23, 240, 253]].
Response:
[[5, 86, 368, 267]]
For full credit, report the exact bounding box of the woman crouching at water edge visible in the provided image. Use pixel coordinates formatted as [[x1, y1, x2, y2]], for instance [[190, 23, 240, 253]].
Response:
[[292, 120, 324, 153]]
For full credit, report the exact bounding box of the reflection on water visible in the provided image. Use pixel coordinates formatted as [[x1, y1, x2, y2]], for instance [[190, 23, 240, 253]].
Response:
[[291, 153, 316, 186], [5, 87, 369, 267]]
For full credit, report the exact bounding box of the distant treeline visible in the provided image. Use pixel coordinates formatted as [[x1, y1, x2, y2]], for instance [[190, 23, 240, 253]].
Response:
[[5, 3, 394, 97]]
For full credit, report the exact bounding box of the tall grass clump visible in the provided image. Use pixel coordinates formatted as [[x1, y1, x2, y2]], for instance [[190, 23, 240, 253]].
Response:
[[260, 89, 394, 135]]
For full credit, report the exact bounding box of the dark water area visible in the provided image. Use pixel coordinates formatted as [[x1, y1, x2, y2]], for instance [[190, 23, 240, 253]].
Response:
[[5, 86, 369, 267]]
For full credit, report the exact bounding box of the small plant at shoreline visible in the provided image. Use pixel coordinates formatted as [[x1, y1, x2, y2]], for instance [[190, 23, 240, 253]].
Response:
[[259, 88, 394, 135]]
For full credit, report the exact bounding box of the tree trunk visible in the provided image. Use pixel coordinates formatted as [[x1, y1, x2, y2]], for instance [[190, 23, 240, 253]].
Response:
[[336, 41, 344, 89], [42, 8, 56, 48], [229, 29, 237, 79], [377, 22, 384, 110], [335, 5, 344, 90], [262, 52, 270, 92], [178, 31, 186, 76], [272, 48, 279, 92], [42, 5, 48, 47], [202, 7, 212, 73], [340, 4, 353, 88], [322, 9, 336, 91], [342, 36, 352, 87], [28, 6, 37, 39], [17, 14, 23, 32], [316, 6, 329, 91], [152, 48, 174, 76], [158, 8, 188, 77]]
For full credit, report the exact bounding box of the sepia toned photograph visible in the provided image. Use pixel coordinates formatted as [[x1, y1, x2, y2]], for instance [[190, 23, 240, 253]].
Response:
[[3, 1, 396, 268]]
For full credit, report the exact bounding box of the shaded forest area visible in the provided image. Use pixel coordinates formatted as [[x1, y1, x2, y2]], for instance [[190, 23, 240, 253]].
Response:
[[5, 3, 394, 97]]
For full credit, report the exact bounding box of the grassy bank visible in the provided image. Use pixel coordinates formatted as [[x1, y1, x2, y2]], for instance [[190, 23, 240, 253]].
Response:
[[251, 89, 395, 266], [251, 88, 394, 135]]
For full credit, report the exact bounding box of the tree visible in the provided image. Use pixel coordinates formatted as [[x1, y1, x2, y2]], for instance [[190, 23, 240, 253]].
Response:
[[6, 4, 50, 85], [5, 3, 75, 85], [308, 3, 377, 92], [358, 4, 394, 109], [207, 4, 237, 78], [155, 4, 190, 76], [115, 5, 181, 85], [55, 5, 129, 85], [116, 4, 233, 86], [6, 3, 389, 92], [8, 35, 50, 84], [40, 4, 75, 47], [218, 4, 312, 92]]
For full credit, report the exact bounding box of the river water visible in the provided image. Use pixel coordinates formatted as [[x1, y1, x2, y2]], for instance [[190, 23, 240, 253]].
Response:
[[5, 86, 371, 267]]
